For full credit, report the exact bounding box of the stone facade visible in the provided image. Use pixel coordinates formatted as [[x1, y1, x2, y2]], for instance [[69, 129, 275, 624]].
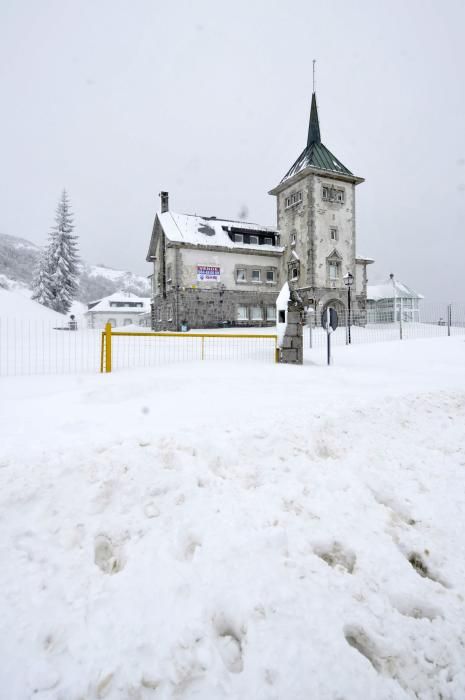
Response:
[[151, 287, 278, 331], [147, 213, 283, 330], [270, 171, 369, 325]]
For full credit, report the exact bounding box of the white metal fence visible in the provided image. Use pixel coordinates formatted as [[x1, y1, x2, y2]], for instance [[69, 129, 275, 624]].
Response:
[[1, 301, 464, 376], [305, 301, 465, 363]]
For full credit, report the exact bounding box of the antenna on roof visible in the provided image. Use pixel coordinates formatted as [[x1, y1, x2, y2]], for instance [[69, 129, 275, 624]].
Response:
[[312, 59, 316, 93]]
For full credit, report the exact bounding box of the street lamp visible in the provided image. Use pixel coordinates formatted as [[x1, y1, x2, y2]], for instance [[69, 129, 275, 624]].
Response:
[[343, 272, 354, 344]]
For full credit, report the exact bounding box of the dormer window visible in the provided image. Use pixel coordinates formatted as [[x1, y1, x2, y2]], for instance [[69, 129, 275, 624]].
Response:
[[264, 237, 273, 245], [249, 235, 259, 245], [285, 191, 302, 209], [234, 233, 243, 243]]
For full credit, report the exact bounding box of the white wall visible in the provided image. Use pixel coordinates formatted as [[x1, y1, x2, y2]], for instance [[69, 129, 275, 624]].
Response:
[[176, 247, 281, 291], [86, 311, 146, 329]]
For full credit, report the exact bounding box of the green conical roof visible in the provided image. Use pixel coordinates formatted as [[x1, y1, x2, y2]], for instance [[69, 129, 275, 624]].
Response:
[[282, 92, 353, 183], [307, 92, 321, 146]]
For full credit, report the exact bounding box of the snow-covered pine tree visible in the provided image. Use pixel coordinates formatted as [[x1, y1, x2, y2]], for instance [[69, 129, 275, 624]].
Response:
[[47, 190, 80, 313], [31, 247, 54, 307]]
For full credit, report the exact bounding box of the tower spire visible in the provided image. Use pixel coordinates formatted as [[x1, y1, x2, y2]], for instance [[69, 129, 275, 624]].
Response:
[[307, 59, 320, 146], [307, 91, 321, 146]]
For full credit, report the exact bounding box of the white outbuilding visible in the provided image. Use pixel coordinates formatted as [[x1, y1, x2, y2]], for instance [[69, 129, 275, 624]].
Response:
[[367, 275, 423, 323], [84, 291, 150, 329]]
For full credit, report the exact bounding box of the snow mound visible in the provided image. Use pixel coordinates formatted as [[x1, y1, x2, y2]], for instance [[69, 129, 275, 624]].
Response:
[[0, 287, 66, 321]]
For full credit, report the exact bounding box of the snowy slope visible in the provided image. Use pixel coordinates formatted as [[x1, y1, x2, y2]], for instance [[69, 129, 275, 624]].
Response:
[[1, 337, 465, 699], [0, 232, 150, 303], [0, 287, 66, 321]]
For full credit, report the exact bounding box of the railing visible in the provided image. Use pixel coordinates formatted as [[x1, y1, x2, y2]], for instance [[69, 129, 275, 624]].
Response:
[[0, 318, 101, 376], [100, 324, 279, 373], [305, 300, 465, 363]]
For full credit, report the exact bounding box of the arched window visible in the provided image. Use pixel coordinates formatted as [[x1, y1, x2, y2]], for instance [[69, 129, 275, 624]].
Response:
[[107, 318, 117, 327], [123, 319, 132, 326]]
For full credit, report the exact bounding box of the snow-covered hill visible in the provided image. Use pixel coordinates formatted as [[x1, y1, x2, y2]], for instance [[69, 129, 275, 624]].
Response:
[[0, 286, 67, 321], [0, 232, 150, 303]]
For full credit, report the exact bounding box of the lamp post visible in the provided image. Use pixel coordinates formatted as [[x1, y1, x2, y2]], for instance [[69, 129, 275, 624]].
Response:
[[343, 272, 354, 344]]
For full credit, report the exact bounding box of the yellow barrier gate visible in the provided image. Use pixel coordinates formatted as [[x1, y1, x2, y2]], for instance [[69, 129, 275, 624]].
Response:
[[100, 323, 279, 373]]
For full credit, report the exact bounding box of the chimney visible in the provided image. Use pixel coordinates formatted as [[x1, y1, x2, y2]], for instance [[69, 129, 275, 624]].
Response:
[[160, 191, 169, 213]]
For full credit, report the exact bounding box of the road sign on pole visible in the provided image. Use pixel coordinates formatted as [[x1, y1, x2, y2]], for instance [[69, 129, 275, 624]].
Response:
[[321, 307, 338, 331], [322, 307, 338, 365]]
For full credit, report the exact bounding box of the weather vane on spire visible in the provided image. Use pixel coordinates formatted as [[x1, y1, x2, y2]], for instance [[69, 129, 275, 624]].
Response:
[[312, 59, 316, 93]]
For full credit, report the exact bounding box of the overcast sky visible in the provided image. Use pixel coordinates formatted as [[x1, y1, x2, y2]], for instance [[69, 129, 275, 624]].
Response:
[[1, 0, 464, 299]]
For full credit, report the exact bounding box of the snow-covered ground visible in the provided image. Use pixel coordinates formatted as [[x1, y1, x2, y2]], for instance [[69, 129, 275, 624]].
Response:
[[1, 336, 465, 699]]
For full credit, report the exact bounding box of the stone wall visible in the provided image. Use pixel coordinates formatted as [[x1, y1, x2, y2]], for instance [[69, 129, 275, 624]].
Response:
[[279, 301, 304, 365], [151, 288, 279, 330]]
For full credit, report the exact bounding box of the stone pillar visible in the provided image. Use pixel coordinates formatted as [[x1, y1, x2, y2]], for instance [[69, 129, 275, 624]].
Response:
[[279, 298, 304, 364]]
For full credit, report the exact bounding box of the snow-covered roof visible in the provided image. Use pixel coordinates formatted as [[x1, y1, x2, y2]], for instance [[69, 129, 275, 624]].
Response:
[[367, 278, 423, 301], [85, 291, 150, 314], [152, 211, 283, 254]]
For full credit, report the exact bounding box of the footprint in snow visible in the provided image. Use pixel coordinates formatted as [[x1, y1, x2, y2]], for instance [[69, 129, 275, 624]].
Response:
[[94, 534, 125, 575], [213, 615, 246, 673], [344, 625, 381, 673], [314, 541, 356, 574]]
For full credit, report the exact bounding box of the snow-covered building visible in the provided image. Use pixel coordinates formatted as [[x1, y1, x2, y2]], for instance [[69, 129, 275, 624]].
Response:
[[146, 207, 282, 329], [84, 291, 150, 329], [367, 275, 423, 323], [146, 90, 373, 330]]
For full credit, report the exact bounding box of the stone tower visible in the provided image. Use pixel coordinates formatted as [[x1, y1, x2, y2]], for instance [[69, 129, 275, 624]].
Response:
[[269, 92, 370, 322]]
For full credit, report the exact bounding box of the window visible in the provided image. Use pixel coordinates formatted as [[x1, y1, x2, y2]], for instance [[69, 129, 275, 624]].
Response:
[[290, 266, 299, 281], [266, 270, 275, 283], [278, 310, 286, 323], [251, 269, 261, 282], [107, 318, 117, 327], [166, 264, 172, 282], [110, 301, 144, 308], [291, 232, 297, 246], [266, 305, 276, 321], [264, 237, 273, 245], [329, 262, 339, 281], [234, 233, 244, 243], [330, 227, 338, 241], [249, 235, 259, 245], [123, 318, 132, 326], [322, 186, 345, 203], [250, 306, 263, 321], [237, 305, 248, 321], [285, 191, 302, 209], [236, 268, 246, 282]]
